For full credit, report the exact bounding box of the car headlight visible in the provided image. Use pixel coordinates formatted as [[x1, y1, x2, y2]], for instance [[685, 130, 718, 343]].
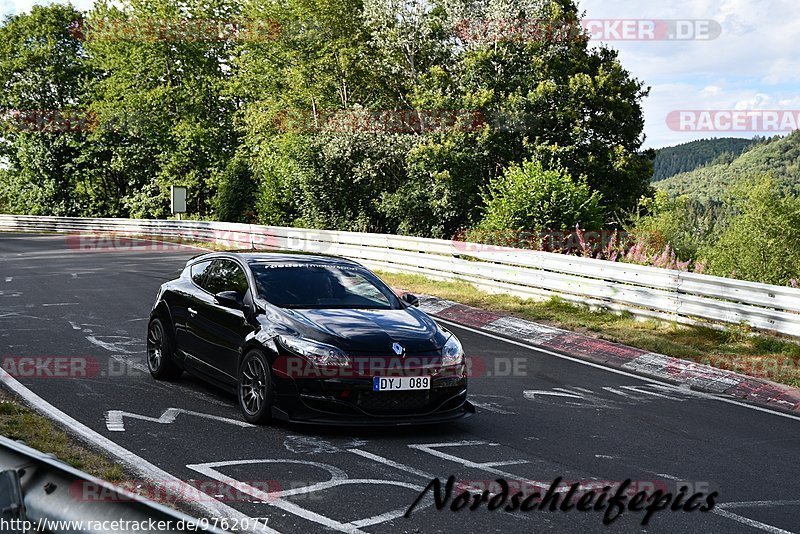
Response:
[[278, 335, 350, 367], [441, 335, 464, 366]]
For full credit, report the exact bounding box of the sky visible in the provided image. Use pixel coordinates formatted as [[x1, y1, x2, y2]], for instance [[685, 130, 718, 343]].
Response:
[[3, 0, 799, 148], [578, 0, 800, 148]]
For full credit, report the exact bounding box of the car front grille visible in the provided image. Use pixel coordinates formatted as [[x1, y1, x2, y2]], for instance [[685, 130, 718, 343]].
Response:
[[357, 390, 431, 414]]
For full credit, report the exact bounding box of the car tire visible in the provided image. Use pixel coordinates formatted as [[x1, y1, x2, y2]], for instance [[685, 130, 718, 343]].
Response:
[[238, 350, 273, 425], [146, 317, 183, 381]]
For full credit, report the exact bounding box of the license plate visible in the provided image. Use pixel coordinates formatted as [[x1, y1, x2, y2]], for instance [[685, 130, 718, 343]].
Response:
[[372, 376, 430, 391]]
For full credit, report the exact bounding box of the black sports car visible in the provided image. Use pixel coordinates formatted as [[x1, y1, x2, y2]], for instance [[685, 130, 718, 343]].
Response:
[[146, 252, 474, 425]]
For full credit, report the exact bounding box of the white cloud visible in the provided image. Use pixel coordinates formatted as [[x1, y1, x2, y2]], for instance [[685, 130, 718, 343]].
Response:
[[733, 93, 771, 110], [579, 0, 800, 147], [2, 0, 93, 17]]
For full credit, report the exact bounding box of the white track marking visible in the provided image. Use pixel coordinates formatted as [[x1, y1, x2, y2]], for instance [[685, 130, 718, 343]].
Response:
[[523, 389, 584, 400], [108, 353, 149, 373], [41, 302, 79, 306], [0, 366, 275, 533], [86, 335, 143, 353], [406, 441, 606, 494], [602, 387, 634, 397], [407, 441, 544, 488], [105, 408, 254, 432], [719, 500, 800, 509], [187, 459, 431, 533], [348, 449, 435, 480], [434, 317, 800, 423], [411, 440, 492, 448], [618, 385, 686, 400], [653, 473, 683, 481], [713, 508, 797, 534], [483, 316, 563, 343], [4, 277, 11, 282], [470, 400, 517, 414]]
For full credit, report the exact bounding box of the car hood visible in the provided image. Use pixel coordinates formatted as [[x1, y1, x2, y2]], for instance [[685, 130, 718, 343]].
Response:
[[280, 307, 446, 354]]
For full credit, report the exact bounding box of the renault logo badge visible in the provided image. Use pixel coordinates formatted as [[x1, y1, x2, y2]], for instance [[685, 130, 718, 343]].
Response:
[[392, 342, 405, 356]]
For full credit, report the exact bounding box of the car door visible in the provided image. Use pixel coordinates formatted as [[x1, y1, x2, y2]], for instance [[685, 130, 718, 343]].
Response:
[[186, 258, 255, 385], [174, 259, 214, 358]]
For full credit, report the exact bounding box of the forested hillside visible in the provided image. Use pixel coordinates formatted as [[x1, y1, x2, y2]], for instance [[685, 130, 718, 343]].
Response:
[[651, 137, 757, 182], [655, 132, 800, 201]]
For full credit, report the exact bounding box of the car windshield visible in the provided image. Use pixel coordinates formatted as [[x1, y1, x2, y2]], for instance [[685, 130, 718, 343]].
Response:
[[250, 263, 399, 309]]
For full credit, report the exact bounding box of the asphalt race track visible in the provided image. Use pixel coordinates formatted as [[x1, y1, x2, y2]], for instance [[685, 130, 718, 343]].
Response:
[[1, 233, 799, 533]]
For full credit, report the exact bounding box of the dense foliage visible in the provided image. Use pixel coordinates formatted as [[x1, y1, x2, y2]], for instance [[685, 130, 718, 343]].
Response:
[[703, 177, 800, 286], [3, 1, 797, 286], [655, 132, 800, 201], [0, 0, 652, 238], [478, 159, 603, 233]]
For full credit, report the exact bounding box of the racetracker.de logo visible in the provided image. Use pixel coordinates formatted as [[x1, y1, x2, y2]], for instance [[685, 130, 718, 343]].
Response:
[[65, 231, 279, 252], [667, 110, 800, 132], [272, 355, 524, 378], [272, 109, 486, 134], [454, 18, 721, 43], [69, 18, 281, 42], [69, 479, 281, 503], [0, 357, 101, 379]]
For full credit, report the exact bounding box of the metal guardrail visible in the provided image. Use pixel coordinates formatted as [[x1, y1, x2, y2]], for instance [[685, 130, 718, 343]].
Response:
[[0, 436, 226, 533], [1, 214, 799, 337]]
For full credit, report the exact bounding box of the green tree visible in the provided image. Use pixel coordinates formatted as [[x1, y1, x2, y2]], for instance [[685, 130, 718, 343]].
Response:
[[0, 4, 92, 215], [626, 191, 707, 262], [704, 176, 800, 286], [234, 0, 415, 231], [212, 150, 258, 223], [478, 158, 603, 232], [84, 0, 241, 218], [398, 0, 652, 235]]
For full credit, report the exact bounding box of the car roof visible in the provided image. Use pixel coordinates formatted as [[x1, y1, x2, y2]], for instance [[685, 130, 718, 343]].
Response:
[[189, 250, 363, 267]]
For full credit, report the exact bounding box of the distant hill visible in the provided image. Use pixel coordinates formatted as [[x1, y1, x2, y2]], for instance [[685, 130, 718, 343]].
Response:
[[654, 132, 800, 202], [651, 137, 758, 182]]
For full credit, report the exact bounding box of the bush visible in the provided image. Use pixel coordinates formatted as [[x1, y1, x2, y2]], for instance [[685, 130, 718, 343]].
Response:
[[478, 159, 603, 233], [704, 176, 800, 286], [213, 153, 257, 223], [625, 191, 705, 262]]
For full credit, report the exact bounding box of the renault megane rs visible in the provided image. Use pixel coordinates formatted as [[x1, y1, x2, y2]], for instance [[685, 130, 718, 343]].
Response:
[[146, 252, 473, 425]]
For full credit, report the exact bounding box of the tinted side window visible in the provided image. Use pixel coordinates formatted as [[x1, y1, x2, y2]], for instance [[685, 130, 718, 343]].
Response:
[[190, 261, 213, 287], [204, 260, 249, 296]]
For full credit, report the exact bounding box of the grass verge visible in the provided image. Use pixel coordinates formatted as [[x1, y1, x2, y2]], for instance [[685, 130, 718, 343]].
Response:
[[378, 271, 800, 389], [0, 388, 124, 481], [0, 389, 197, 513]]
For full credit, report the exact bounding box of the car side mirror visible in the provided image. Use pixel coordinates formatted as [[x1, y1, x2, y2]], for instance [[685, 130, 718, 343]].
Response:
[[401, 293, 420, 307], [215, 291, 243, 310]]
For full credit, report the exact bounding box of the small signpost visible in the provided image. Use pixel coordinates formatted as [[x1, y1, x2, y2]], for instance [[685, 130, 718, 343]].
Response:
[[171, 186, 187, 220]]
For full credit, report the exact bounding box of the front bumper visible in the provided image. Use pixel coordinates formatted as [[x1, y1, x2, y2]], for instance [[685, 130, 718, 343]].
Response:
[[272, 399, 475, 426], [271, 371, 473, 426]]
